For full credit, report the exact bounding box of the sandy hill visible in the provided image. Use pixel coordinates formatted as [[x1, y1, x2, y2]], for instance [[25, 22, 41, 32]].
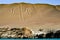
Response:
[[0, 3, 60, 31]]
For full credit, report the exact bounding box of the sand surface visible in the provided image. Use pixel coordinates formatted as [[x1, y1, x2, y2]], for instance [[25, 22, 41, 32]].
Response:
[[0, 3, 60, 32]]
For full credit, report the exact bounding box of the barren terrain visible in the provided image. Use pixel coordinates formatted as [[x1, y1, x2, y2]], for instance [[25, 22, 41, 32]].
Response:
[[0, 3, 60, 32]]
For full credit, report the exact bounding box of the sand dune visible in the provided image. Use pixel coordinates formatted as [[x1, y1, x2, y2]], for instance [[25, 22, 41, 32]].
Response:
[[0, 3, 60, 31]]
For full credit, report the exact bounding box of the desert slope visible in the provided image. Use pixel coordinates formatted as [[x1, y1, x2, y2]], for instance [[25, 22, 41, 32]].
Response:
[[0, 3, 60, 31]]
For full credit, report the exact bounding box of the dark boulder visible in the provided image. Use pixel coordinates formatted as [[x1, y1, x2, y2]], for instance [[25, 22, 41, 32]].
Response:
[[54, 30, 60, 38]]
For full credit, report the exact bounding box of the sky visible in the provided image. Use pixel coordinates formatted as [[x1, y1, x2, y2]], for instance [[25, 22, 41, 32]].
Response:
[[0, 0, 60, 5]]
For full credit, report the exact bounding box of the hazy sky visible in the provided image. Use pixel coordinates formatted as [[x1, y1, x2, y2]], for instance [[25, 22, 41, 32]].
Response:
[[0, 0, 60, 5]]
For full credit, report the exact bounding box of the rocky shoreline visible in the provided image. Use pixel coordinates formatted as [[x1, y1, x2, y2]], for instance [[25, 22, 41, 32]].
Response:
[[0, 27, 60, 39], [0, 27, 33, 38]]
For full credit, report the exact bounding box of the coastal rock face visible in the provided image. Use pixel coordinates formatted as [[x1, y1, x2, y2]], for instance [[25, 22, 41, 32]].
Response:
[[0, 27, 33, 38], [0, 3, 60, 31]]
